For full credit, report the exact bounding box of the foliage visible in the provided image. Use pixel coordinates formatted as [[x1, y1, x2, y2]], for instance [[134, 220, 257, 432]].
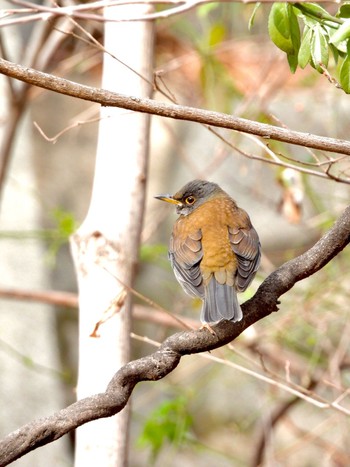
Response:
[[0, 206, 77, 262], [137, 395, 193, 462], [46, 207, 78, 262], [139, 243, 168, 264], [267, 2, 350, 92]]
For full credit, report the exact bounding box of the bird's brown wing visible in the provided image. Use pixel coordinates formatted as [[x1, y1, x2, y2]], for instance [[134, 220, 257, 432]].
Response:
[[228, 211, 261, 292], [169, 228, 204, 299]]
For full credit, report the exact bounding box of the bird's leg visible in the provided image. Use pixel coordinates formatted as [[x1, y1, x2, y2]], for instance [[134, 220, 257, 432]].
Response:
[[200, 323, 217, 336]]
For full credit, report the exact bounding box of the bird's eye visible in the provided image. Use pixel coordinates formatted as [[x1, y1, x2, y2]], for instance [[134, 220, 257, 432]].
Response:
[[185, 196, 195, 205]]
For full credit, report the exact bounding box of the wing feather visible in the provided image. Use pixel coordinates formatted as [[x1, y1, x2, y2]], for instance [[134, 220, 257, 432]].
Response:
[[169, 228, 204, 298], [228, 212, 261, 292]]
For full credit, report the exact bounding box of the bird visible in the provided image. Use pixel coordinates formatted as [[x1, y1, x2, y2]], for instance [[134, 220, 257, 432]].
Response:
[[155, 180, 261, 326]]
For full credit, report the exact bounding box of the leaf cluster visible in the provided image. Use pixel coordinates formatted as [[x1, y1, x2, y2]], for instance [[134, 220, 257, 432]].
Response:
[[137, 395, 193, 462], [268, 2, 350, 92]]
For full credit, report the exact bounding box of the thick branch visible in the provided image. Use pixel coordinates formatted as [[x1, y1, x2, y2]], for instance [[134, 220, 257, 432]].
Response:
[[1, 58, 350, 156], [0, 205, 349, 466]]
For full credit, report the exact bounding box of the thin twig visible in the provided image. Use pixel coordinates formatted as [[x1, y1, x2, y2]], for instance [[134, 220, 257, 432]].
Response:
[[1, 0, 341, 27], [251, 379, 317, 467], [33, 115, 104, 144]]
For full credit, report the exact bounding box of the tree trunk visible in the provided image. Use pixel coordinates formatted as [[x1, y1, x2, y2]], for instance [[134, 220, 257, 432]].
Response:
[[71, 5, 154, 466]]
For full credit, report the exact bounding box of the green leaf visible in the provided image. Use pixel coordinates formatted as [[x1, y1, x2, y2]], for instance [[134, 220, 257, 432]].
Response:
[[297, 12, 318, 28], [268, 3, 295, 54], [51, 208, 77, 237], [298, 26, 313, 68], [139, 243, 168, 263], [295, 3, 339, 25], [289, 5, 301, 52], [311, 24, 329, 72], [327, 24, 348, 53], [248, 2, 261, 30], [340, 55, 350, 93], [44, 207, 78, 264], [208, 23, 226, 47], [138, 396, 193, 461], [336, 2, 350, 19], [268, 3, 300, 59], [287, 52, 299, 73], [299, 3, 331, 17], [197, 2, 219, 18], [286, 5, 301, 73], [329, 19, 350, 46], [329, 43, 340, 64]]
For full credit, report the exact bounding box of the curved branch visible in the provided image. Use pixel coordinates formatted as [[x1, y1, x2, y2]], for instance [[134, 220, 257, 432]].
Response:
[[1, 58, 350, 157], [0, 205, 349, 466]]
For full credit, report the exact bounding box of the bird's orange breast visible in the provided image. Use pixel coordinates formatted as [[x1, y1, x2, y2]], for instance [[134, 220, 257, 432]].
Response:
[[173, 196, 241, 286]]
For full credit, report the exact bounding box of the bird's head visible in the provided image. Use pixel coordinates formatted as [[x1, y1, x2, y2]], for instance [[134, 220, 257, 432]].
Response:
[[155, 179, 224, 216]]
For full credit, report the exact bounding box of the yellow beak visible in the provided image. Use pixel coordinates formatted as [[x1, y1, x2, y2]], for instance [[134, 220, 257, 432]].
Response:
[[154, 194, 182, 206]]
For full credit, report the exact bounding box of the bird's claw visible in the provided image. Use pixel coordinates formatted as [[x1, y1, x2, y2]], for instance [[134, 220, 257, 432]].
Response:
[[200, 323, 217, 336]]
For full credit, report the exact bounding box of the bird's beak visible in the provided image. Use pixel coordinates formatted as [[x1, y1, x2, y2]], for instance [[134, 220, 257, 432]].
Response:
[[154, 194, 182, 206]]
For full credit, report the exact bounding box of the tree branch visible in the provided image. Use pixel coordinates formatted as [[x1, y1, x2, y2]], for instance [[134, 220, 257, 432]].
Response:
[[2, 0, 340, 27], [0, 205, 349, 466], [251, 379, 317, 467], [1, 58, 350, 157]]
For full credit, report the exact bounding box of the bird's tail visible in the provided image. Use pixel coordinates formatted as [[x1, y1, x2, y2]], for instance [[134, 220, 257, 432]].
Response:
[[200, 280, 242, 324]]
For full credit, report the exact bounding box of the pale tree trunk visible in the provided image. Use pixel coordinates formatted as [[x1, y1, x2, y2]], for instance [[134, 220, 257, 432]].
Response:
[[71, 5, 154, 466]]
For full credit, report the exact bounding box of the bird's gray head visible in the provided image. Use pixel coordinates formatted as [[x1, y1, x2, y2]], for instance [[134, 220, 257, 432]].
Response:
[[155, 180, 224, 216]]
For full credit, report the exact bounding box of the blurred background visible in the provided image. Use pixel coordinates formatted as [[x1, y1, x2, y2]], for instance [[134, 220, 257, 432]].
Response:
[[1, 1, 350, 466]]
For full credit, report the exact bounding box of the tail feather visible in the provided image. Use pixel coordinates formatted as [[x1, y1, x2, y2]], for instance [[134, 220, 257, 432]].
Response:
[[200, 279, 242, 324]]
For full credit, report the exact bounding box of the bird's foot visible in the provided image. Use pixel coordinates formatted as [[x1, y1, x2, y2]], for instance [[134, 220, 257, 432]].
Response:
[[200, 323, 217, 336]]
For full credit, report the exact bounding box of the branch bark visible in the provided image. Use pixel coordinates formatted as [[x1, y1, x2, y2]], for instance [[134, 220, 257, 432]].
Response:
[[0, 205, 349, 466], [1, 58, 350, 156]]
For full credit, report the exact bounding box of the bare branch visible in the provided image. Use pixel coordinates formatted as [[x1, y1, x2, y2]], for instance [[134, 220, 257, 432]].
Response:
[[1, 0, 341, 26], [0, 287, 78, 308], [1, 58, 350, 163], [0, 204, 349, 466], [0, 286, 198, 328], [33, 115, 103, 144], [251, 380, 317, 467], [132, 333, 348, 413]]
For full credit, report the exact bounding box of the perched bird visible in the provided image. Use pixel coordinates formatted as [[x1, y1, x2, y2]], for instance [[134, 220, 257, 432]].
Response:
[[155, 180, 261, 325]]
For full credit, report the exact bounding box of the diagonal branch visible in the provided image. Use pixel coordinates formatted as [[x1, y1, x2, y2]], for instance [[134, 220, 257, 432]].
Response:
[[0, 205, 349, 466], [1, 58, 350, 157]]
